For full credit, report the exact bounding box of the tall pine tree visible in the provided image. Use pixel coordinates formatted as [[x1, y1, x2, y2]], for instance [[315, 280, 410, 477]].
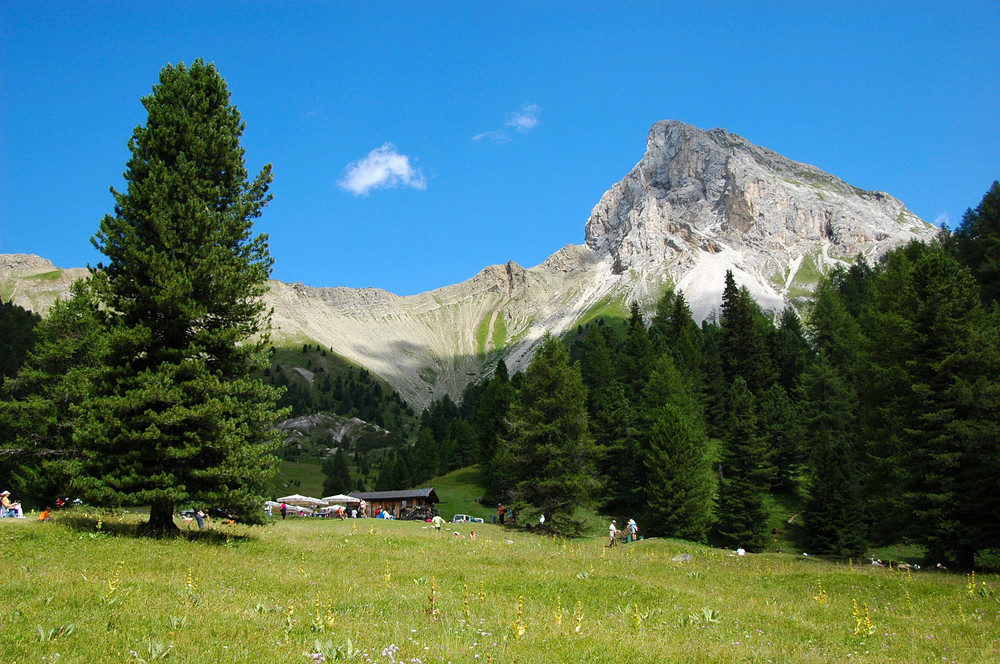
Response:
[[887, 247, 1000, 568], [78, 60, 285, 531], [719, 271, 774, 394], [500, 334, 601, 530], [641, 355, 713, 542], [799, 355, 866, 557], [715, 376, 770, 551], [472, 361, 514, 502]]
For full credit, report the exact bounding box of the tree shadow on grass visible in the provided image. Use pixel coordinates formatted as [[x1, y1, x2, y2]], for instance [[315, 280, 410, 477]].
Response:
[[56, 511, 255, 546]]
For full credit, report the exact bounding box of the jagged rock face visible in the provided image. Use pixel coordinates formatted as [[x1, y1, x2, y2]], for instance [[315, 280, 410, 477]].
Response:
[[1, 121, 939, 409], [584, 120, 937, 319], [275, 413, 377, 454]]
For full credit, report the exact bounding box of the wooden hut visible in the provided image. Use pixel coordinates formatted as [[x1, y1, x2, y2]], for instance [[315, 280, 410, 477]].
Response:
[[350, 488, 440, 520]]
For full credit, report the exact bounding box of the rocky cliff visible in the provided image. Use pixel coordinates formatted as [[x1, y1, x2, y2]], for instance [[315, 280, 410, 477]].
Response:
[[584, 121, 934, 320], [0, 121, 938, 410]]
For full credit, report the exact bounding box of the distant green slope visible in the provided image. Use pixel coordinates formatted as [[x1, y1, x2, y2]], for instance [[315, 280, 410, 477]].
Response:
[[266, 460, 326, 499], [427, 466, 491, 521]]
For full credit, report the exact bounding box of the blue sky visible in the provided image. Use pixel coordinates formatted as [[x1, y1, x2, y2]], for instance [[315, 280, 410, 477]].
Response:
[[2, 2, 997, 296]]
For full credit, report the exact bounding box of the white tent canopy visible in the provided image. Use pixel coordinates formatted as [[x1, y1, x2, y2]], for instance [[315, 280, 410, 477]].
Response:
[[276, 494, 327, 507], [322, 494, 361, 504]]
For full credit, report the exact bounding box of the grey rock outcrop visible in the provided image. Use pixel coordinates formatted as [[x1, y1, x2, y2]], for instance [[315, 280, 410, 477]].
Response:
[[584, 120, 935, 320], [0, 121, 938, 409]]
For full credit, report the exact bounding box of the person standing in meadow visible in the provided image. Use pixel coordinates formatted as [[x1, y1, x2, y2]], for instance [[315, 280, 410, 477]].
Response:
[[608, 520, 618, 547], [626, 519, 638, 542], [280, 503, 287, 520], [432, 514, 445, 533]]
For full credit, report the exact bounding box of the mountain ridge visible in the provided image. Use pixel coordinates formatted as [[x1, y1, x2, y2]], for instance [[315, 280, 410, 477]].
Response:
[[1, 120, 938, 410]]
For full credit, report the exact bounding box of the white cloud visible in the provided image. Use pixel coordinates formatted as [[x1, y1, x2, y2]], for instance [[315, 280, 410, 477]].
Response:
[[472, 102, 541, 143], [472, 129, 511, 144], [338, 143, 427, 196], [506, 103, 541, 133], [934, 212, 950, 228]]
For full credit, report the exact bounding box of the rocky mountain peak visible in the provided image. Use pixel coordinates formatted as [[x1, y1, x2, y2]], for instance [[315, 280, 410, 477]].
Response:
[[584, 120, 935, 319]]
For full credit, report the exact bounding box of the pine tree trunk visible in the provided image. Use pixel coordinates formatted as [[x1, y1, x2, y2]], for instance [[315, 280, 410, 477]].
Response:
[[143, 499, 179, 535]]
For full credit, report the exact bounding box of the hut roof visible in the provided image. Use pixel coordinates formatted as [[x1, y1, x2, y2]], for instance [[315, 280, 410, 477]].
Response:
[[350, 488, 439, 503]]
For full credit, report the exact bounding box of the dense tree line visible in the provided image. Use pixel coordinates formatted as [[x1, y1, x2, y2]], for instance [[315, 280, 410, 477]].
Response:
[[394, 181, 999, 568]]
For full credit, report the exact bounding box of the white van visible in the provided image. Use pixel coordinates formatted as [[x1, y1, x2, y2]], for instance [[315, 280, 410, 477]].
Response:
[[452, 514, 484, 523]]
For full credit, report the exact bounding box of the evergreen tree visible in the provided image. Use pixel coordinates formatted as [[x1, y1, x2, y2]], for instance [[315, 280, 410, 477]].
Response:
[[829, 258, 875, 319], [699, 317, 727, 438], [648, 289, 677, 353], [322, 448, 354, 496], [799, 355, 866, 557], [757, 384, 798, 494], [591, 380, 640, 513], [445, 418, 475, 471], [719, 271, 775, 394], [577, 324, 616, 417], [619, 302, 656, 400], [885, 247, 1000, 568], [650, 289, 704, 380], [855, 249, 920, 542], [472, 361, 513, 501], [391, 454, 412, 490], [668, 291, 705, 380], [0, 299, 40, 380], [0, 280, 106, 503], [715, 376, 770, 551], [410, 426, 440, 482], [808, 279, 863, 371], [78, 60, 285, 531], [771, 306, 811, 393], [952, 180, 1000, 306], [641, 355, 713, 541], [500, 334, 600, 530]]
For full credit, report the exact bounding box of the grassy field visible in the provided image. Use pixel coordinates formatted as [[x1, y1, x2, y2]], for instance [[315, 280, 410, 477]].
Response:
[[2, 512, 998, 663]]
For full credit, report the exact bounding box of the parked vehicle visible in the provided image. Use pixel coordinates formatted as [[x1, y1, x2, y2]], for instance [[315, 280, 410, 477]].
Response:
[[452, 514, 484, 523]]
